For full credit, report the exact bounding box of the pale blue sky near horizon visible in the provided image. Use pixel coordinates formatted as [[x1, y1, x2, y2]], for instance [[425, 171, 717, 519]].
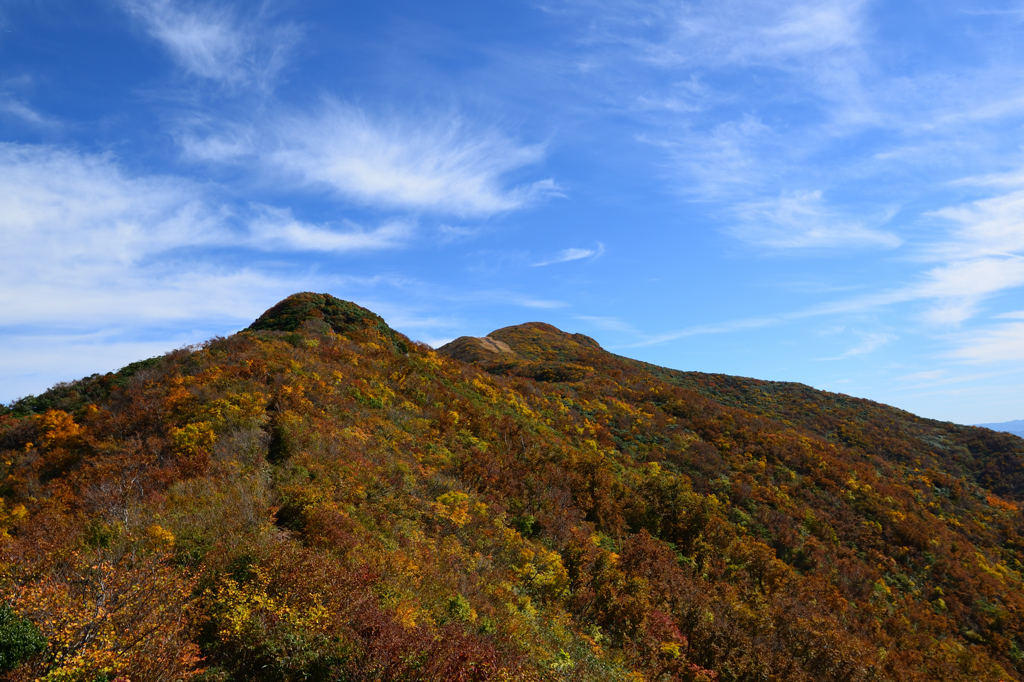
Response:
[[2, 0, 1024, 424]]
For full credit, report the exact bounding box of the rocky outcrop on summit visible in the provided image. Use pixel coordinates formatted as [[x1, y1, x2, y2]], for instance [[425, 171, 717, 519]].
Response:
[[439, 322, 602, 383], [436, 335, 516, 364]]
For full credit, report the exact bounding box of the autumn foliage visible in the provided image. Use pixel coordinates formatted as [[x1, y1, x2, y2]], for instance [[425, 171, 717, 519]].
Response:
[[1, 292, 1023, 681]]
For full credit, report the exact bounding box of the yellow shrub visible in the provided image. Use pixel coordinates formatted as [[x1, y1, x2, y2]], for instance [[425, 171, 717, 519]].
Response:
[[434, 491, 471, 527], [38, 409, 82, 448], [170, 422, 216, 456]]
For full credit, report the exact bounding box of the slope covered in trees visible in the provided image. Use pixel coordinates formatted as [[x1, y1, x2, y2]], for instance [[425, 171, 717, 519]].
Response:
[[2, 292, 1023, 681]]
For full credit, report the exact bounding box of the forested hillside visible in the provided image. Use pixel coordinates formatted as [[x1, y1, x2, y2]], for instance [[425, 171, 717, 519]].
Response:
[[2, 292, 1023, 682]]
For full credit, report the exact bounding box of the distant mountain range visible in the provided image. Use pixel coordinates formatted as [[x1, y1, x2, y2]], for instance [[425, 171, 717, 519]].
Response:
[[978, 419, 1024, 438]]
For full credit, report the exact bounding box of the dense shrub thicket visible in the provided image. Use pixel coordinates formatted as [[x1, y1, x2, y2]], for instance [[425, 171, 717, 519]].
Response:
[[1, 293, 1023, 681]]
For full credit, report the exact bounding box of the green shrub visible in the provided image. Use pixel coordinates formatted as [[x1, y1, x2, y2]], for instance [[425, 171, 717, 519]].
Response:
[[0, 604, 46, 672]]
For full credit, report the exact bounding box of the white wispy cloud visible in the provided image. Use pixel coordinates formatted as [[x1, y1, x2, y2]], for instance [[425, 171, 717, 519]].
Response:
[[628, 203, 1024, 346], [268, 102, 560, 216], [843, 332, 896, 356], [816, 332, 896, 360], [911, 257, 1024, 325], [182, 101, 559, 216], [913, 189, 1024, 363], [746, 186, 1024, 330], [179, 121, 256, 161], [438, 225, 482, 243], [643, 115, 775, 197], [533, 243, 604, 266], [120, 0, 300, 87], [644, 0, 867, 68], [0, 144, 219, 273], [630, 245, 1024, 350], [953, 167, 1024, 189], [0, 141, 441, 400], [0, 97, 57, 127], [900, 188, 1024, 326], [561, 0, 1024, 218], [927, 188, 1024, 260], [0, 143, 413, 331], [508, 297, 567, 309], [899, 369, 945, 382], [629, 315, 784, 347], [247, 206, 414, 253], [948, 322, 1024, 363], [0, 143, 252, 327], [734, 190, 901, 249], [573, 0, 873, 120], [552, 0, 890, 218]]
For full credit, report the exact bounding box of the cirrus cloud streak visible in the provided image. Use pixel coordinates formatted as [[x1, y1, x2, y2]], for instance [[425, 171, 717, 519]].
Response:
[[183, 101, 561, 217]]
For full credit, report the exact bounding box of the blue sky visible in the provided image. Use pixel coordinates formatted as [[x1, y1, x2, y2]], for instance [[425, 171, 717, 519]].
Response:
[[2, 0, 1024, 424]]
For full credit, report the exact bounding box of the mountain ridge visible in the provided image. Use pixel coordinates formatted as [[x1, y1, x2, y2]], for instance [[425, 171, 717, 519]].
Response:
[[1, 292, 1023, 682], [441, 318, 1024, 502], [978, 419, 1024, 438]]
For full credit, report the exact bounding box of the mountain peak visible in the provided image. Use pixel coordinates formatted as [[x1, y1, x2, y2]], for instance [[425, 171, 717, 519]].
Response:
[[247, 292, 407, 351], [436, 335, 517, 364], [438, 322, 602, 382], [488, 322, 602, 362]]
